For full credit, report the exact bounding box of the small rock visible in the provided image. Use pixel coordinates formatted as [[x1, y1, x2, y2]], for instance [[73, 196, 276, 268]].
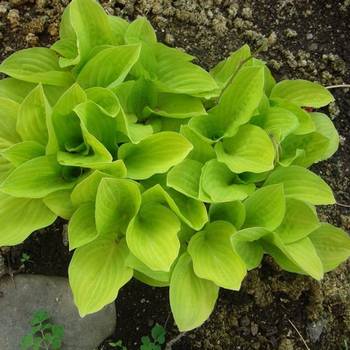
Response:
[[278, 338, 294, 350], [47, 22, 59, 37], [306, 33, 313, 40], [7, 9, 20, 28], [285, 28, 297, 38], [307, 319, 327, 343], [240, 315, 250, 327], [9, 0, 26, 5], [251, 322, 259, 336], [0, 3, 9, 14], [309, 43, 318, 51], [36, 0, 46, 8], [25, 33, 39, 46], [164, 33, 175, 45], [0, 275, 116, 350], [242, 7, 253, 19]]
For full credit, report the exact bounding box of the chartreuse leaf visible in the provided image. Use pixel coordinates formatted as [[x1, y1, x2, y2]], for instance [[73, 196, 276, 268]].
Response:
[[65, 0, 115, 67], [0, 78, 35, 103], [0, 193, 56, 246], [150, 116, 189, 134], [167, 159, 202, 199], [311, 112, 339, 160], [0, 97, 20, 149], [118, 132, 193, 180], [212, 66, 265, 137], [261, 63, 276, 95], [210, 44, 251, 87], [69, 238, 132, 316], [126, 253, 170, 286], [188, 221, 246, 290], [265, 166, 335, 205], [115, 107, 154, 144], [275, 198, 319, 244], [68, 202, 97, 250], [91, 160, 127, 178], [77, 45, 141, 88], [113, 79, 153, 117], [2, 141, 45, 166], [280, 132, 329, 167], [209, 201, 246, 229], [16, 85, 49, 145], [244, 184, 285, 231], [0, 155, 76, 198], [155, 42, 194, 63], [142, 185, 208, 231], [57, 102, 114, 167], [43, 189, 74, 220], [126, 201, 181, 272], [231, 227, 270, 270], [265, 233, 323, 280], [270, 79, 334, 108], [170, 253, 219, 331], [273, 100, 315, 135], [125, 17, 157, 44], [0, 48, 73, 86], [50, 2, 78, 66], [187, 113, 223, 143], [109, 16, 129, 43], [200, 159, 255, 202], [95, 178, 141, 237], [71, 170, 109, 207], [309, 223, 350, 272], [73, 101, 117, 155], [0, 157, 14, 183], [215, 125, 275, 173], [134, 271, 169, 288], [260, 239, 305, 275], [85, 87, 120, 117], [180, 125, 215, 163], [254, 106, 299, 141], [144, 93, 206, 119], [155, 58, 218, 97], [52, 83, 86, 151]]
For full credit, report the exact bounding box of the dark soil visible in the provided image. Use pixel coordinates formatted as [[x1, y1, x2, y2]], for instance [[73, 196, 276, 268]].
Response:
[[0, 0, 349, 349]]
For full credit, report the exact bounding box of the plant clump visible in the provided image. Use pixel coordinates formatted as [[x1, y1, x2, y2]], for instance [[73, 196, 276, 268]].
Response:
[[0, 0, 349, 332]]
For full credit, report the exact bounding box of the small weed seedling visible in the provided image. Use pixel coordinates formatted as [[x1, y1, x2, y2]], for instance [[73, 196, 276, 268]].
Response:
[[109, 340, 127, 349], [20, 253, 31, 264], [141, 324, 166, 350], [20, 310, 64, 350]]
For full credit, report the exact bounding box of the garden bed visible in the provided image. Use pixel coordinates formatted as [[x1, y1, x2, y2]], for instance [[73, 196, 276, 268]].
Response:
[[1, 0, 349, 349]]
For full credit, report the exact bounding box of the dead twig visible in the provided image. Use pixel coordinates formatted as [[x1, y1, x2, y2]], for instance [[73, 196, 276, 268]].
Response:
[[326, 84, 350, 90], [337, 202, 350, 208], [165, 332, 188, 350], [288, 319, 310, 350]]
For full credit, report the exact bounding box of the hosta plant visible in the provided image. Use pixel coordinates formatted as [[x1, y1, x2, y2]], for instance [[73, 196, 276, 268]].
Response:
[[0, 0, 349, 332]]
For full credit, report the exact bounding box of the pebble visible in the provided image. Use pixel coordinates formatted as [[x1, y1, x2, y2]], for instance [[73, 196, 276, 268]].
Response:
[[0, 3, 8, 14], [309, 43, 318, 51], [285, 28, 297, 38], [7, 9, 20, 27], [251, 322, 259, 336], [307, 319, 327, 343]]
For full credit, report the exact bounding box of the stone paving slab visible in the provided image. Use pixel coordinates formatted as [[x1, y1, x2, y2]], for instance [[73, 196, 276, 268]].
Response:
[[0, 274, 116, 350]]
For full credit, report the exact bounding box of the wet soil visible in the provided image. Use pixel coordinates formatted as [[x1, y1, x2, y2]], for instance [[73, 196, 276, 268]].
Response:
[[0, 0, 349, 349]]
